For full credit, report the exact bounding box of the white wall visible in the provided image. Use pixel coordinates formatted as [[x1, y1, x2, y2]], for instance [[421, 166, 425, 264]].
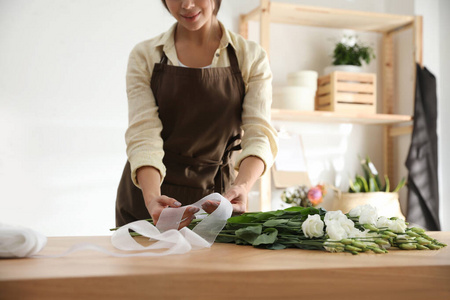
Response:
[[438, 0, 450, 231], [1, 0, 448, 236], [0, 0, 175, 236]]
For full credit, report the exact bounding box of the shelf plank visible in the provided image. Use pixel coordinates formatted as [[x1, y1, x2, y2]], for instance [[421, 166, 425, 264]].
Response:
[[245, 2, 414, 33], [271, 109, 413, 125]]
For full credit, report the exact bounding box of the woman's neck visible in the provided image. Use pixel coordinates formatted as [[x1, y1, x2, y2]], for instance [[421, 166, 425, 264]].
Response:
[[174, 18, 223, 68], [175, 18, 221, 46]]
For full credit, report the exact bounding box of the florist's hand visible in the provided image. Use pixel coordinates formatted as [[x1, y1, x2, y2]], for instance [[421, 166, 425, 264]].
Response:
[[202, 186, 248, 215], [145, 195, 199, 230], [224, 185, 247, 215]]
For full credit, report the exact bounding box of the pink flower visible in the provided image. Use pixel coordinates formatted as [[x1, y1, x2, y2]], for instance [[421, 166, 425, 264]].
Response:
[[307, 185, 325, 206]]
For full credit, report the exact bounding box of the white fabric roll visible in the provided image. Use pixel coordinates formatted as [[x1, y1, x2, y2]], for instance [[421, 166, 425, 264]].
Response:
[[0, 223, 47, 258]]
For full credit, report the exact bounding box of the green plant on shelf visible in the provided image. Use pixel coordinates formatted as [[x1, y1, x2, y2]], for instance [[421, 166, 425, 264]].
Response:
[[332, 35, 376, 67], [348, 156, 406, 193]]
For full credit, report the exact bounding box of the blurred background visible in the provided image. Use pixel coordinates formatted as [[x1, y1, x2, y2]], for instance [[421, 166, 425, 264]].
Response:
[[1, 0, 448, 236]]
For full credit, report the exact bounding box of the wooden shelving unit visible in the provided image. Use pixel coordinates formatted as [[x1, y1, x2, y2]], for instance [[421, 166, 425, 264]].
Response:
[[271, 109, 412, 125], [239, 0, 422, 210]]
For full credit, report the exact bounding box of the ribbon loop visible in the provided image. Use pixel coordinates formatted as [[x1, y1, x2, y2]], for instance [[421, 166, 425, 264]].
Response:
[[108, 193, 232, 256]]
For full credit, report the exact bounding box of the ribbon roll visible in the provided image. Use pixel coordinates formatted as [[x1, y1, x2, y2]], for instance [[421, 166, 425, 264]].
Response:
[[0, 223, 48, 258]]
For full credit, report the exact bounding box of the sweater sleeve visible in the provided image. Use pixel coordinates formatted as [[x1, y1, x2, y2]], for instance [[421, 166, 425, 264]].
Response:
[[234, 42, 278, 175], [125, 45, 166, 188]]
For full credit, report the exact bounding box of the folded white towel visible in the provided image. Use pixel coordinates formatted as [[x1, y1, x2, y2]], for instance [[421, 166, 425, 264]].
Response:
[[0, 223, 47, 258]]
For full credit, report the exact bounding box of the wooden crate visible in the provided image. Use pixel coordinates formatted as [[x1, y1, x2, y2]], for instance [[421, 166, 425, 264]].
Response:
[[315, 71, 377, 114]]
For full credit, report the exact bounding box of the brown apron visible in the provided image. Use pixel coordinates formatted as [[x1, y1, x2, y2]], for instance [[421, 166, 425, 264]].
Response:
[[115, 45, 245, 226]]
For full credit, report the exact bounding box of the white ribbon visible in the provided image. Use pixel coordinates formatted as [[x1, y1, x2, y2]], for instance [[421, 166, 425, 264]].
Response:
[[0, 223, 48, 258], [110, 192, 232, 256], [2, 193, 232, 258]]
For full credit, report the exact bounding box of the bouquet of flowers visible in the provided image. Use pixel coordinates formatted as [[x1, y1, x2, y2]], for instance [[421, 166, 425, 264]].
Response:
[[111, 204, 446, 255], [281, 184, 326, 207], [214, 204, 446, 254]]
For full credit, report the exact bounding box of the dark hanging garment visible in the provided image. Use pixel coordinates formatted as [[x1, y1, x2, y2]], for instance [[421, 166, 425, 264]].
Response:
[[405, 64, 440, 230]]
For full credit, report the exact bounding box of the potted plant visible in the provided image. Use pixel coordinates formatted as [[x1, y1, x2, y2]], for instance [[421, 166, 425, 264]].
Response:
[[324, 35, 376, 75], [332, 156, 406, 219]]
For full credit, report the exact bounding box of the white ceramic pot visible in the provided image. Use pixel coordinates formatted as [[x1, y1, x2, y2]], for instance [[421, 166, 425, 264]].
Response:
[[273, 86, 316, 111], [287, 71, 318, 90], [323, 65, 363, 75]]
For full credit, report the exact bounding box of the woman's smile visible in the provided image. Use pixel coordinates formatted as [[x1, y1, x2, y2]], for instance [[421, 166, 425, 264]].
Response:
[[181, 11, 201, 22]]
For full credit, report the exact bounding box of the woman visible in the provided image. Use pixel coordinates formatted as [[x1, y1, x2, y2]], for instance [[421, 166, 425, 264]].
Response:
[[116, 0, 278, 228]]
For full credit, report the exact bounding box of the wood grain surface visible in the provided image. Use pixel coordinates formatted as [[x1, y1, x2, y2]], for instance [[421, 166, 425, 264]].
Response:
[[1, 232, 449, 300]]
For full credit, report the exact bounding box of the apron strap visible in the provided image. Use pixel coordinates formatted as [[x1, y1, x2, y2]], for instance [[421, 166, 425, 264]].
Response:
[[160, 52, 168, 65], [226, 45, 240, 72]]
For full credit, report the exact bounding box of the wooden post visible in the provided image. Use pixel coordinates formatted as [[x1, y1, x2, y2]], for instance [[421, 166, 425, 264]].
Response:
[[258, 0, 272, 211], [259, 170, 272, 211], [260, 0, 271, 56], [382, 32, 395, 184], [239, 15, 249, 39], [414, 16, 423, 67]]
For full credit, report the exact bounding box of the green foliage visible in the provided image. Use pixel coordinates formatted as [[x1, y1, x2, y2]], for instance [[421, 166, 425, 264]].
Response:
[[348, 156, 406, 193], [109, 208, 447, 254], [235, 225, 262, 244], [332, 36, 376, 66], [216, 205, 446, 254], [214, 206, 329, 250]]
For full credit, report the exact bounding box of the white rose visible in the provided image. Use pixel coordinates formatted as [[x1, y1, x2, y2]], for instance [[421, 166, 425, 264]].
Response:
[[376, 216, 392, 228], [302, 214, 324, 238], [340, 218, 356, 236], [348, 206, 363, 217], [324, 210, 347, 225], [326, 220, 348, 240], [388, 219, 407, 233], [358, 205, 378, 225], [349, 204, 378, 218]]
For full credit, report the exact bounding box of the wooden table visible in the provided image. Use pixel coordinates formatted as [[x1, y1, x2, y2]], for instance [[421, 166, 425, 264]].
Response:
[[1, 232, 449, 300]]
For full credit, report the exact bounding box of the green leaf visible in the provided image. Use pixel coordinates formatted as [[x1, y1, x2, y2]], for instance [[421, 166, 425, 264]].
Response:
[[227, 215, 257, 224], [369, 177, 380, 192], [236, 239, 251, 245], [356, 175, 369, 192], [254, 210, 285, 221], [283, 206, 306, 212], [361, 156, 382, 190], [278, 236, 302, 244], [393, 177, 406, 193], [384, 175, 390, 192], [215, 235, 236, 243], [265, 243, 287, 250], [361, 155, 371, 180], [263, 219, 289, 227], [299, 207, 320, 216], [349, 179, 360, 193], [235, 225, 262, 244], [286, 220, 302, 227], [252, 228, 278, 246]]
